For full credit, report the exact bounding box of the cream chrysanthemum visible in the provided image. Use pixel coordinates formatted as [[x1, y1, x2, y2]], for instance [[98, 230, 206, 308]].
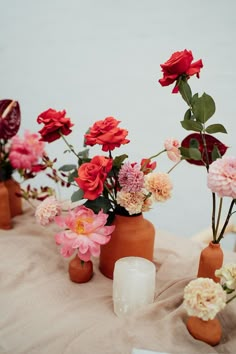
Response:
[[215, 264, 236, 290], [144, 172, 172, 202], [117, 191, 145, 215], [35, 196, 61, 226], [183, 277, 226, 321]]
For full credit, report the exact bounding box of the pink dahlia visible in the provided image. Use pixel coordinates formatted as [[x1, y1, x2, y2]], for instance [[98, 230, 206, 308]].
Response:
[[54, 206, 115, 262], [207, 156, 236, 198], [144, 172, 173, 202], [118, 162, 144, 192], [35, 196, 62, 226]]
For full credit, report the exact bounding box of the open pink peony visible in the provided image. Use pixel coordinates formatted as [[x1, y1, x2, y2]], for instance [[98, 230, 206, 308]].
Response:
[[54, 205, 115, 262]]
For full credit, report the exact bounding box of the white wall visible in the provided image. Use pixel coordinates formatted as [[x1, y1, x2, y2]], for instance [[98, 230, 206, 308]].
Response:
[[1, 0, 236, 244]]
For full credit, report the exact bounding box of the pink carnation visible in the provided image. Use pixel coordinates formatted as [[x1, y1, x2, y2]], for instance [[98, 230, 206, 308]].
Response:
[[35, 196, 62, 226], [9, 130, 45, 170], [144, 172, 173, 202], [207, 156, 236, 198], [164, 138, 181, 162], [118, 162, 144, 192], [54, 205, 115, 262]]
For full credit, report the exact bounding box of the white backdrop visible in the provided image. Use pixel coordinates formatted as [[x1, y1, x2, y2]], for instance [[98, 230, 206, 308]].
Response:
[[1, 0, 236, 246]]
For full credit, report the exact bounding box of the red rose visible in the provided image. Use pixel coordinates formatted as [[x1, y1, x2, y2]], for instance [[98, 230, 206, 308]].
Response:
[[75, 156, 113, 200], [37, 108, 73, 143], [0, 100, 21, 139], [84, 116, 130, 151], [159, 49, 203, 93], [181, 133, 228, 166]]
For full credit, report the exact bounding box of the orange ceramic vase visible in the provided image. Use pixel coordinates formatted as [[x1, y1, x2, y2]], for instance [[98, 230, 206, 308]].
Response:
[[0, 178, 22, 230], [99, 212, 155, 279], [197, 241, 223, 282], [187, 316, 222, 346], [68, 256, 94, 283]]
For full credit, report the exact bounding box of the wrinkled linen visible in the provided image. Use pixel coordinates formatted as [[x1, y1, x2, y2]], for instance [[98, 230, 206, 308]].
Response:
[[0, 205, 236, 354]]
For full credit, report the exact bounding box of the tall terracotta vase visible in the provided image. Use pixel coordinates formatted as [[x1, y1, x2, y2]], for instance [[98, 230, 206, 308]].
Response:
[[186, 316, 222, 346], [0, 178, 22, 230], [197, 241, 223, 282], [68, 255, 94, 283], [99, 212, 155, 279]]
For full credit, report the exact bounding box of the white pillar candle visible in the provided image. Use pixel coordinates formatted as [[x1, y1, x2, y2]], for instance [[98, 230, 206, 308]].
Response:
[[113, 257, 156, 317]]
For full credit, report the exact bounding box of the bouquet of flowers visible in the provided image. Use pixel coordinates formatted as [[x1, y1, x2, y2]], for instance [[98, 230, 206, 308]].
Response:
[[0, 99, 68, 205], [158, 49, 236, 244], [35, 109, 181, 262]]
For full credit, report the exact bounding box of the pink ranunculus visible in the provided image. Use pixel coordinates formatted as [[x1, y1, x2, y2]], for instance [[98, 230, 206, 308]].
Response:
[[54, 205, 115, 261], [207, 156, 236, 198], [164, 138, 181, 162], [9, 130, 45, 170]]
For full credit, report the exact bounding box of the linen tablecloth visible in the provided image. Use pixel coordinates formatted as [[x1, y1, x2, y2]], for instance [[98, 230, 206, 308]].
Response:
[[0, 205, 236, 354]]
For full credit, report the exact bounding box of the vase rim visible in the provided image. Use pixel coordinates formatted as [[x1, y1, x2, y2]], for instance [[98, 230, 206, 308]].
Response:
[[209, 241, 220, 247]]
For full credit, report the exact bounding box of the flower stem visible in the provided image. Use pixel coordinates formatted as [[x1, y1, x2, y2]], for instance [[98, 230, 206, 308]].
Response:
[[212, 192, 217, 242], [226, 293, 236, 304], [148, 149, 166, 160], [217, 199, 235, 243], [59, 132, 80, 158], [215, 197, 223, 239], [167, 159, 182, 174]]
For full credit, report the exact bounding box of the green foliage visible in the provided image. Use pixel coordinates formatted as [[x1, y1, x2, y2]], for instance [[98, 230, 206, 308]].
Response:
[[59, 164, 77, 172], [179, 146, 202, 161], [191, 93, 216, 124], [83, 196, 113, 214], [71, 189, 84, 202], [205, 124, 227, 134], [181, 120, 203, 132]]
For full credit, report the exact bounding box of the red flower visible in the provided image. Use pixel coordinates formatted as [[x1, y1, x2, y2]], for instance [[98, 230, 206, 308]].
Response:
[[159, 49, 203, 93], [84, 116, 130, 151], [37, 108, 73, 143], [140, 158, 157, 174], [75, 156, 113, 200], [0, 100, 21, 139], [181, 133, 228, 166]]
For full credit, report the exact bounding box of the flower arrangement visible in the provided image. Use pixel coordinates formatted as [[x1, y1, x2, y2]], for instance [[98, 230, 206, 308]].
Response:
[[183, 263, 236, 321], [0, 99, 69, 204], [158, 49, 236, 244], [35, 108, 181, 262]]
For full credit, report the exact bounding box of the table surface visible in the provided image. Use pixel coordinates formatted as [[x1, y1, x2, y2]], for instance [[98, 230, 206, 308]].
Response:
[[0, 205, 236, 354]]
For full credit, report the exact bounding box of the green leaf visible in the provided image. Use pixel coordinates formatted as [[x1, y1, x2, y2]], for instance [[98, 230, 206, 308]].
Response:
[[71, 189, 84, 202], [113, 154, 128, 167], [180, 147, 202, 160], [77, 148, 90, 158], [183, 109, 191, 121], [189, 138, 199, 149], [211, 145, 222, 162], [205, 124, 227, 134], [59, 164, 77, 172], [181, 120, 203, 132], [68, 169, 78, 183], [178, 80, 192, 105], [192, 93, 216, 123], [84, 197, 112, 214]]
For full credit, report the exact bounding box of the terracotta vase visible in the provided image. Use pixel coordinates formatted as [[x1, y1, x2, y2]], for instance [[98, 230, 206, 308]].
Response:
[[99, 212, 155, 279], [4, 178, 22, 217], [68, 256, 93, 283], [186, 316, 222, 346], [0, 178, 22, 230], [197, 241, 223, 282], [0, 182, 12, 229]]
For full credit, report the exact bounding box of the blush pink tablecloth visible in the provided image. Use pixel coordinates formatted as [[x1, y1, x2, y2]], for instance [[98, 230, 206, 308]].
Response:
[[0, 205, 236, 354]]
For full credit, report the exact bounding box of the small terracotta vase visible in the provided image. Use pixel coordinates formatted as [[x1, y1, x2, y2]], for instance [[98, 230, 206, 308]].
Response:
[[0, 178, 22, 230], [99, 212, 155, 279], [197, 241, 223, 282], [186, 316, 222, 346], [4, 178, 22, 217], [0, 182, 12, 229], [68, 256, 93, 283]]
